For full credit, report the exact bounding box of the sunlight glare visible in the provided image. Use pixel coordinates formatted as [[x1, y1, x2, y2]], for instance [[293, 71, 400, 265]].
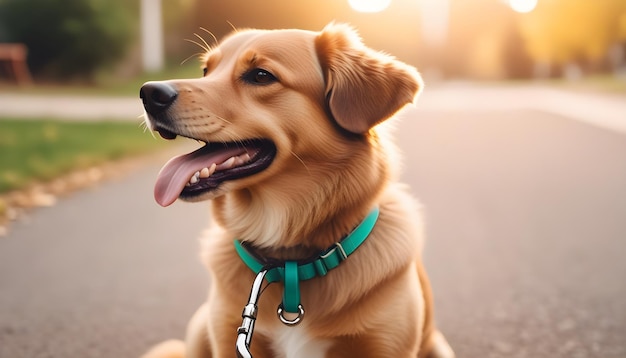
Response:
[[348, 0, 392, 13], [509, 0, 537, 13]]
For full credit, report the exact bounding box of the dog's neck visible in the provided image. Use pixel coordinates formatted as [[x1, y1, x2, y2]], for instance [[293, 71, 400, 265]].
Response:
[[211, 178, 385, 261], [213, 193, 378, 261]]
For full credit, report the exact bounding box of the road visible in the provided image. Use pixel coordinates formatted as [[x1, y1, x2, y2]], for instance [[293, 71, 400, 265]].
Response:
[[1, 84, 625, 357], [400, 107, 626, 357]]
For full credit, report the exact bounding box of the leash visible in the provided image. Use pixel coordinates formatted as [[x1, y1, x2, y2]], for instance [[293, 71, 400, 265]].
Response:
[[236, 269, 268, 358], [234, 207, 379, 357]]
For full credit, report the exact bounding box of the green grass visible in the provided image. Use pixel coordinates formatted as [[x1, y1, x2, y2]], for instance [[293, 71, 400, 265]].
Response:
[[0, 118, 168, 193], [93, 62, 202, 96], [550, 74, 626, 95]]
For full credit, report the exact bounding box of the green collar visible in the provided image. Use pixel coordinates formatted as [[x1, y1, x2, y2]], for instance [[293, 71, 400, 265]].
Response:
[[234, 207, 379, 316]]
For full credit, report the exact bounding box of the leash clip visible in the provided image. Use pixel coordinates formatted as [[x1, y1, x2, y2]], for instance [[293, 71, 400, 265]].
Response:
[[236, 269, 268, 358], [277, 303, 305, 325]]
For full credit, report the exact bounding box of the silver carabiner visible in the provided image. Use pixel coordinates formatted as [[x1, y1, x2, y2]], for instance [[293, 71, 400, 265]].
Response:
[[236, 269, 268, 358]]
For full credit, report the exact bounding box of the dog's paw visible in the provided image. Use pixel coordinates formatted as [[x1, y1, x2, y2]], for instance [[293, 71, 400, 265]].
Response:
[[420, 330, 455, 358]]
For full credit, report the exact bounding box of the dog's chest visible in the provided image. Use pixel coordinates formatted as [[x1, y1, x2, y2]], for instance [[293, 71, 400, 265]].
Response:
[[271, 325, 332, 358]]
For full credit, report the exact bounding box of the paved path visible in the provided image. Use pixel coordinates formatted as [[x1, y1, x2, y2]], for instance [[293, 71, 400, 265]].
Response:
[[419, 83, 626, 134], [1, 85, 625, 357], [0, 163, 210, 358], [0, 93, 142, 120], [399, 107, 626, 357]]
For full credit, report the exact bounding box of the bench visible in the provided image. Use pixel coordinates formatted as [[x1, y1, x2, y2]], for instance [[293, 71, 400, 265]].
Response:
[[0, 43, 32, 85]]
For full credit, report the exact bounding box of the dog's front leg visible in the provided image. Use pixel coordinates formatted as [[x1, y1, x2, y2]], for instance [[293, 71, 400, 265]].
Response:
[[185, 302, 212, 357], [205, 300, 255, 358]]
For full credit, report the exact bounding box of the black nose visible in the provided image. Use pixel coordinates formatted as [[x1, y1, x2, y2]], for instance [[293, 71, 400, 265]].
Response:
[[140, 81, 178, 115]]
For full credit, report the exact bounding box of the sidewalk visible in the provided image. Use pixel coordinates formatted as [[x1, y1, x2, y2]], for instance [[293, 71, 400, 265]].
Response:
[[417, 82, 626, 134], [1, 83, 625, 133], [0, 93, 142, 120]]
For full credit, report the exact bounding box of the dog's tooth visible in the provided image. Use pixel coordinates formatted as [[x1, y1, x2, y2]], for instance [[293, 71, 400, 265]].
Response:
[[190, 171, 200, 184], [217, 157, 236, 170], [235, 153, 250, 166], [199, 167, 210, 178], [209, 163, 217, 175]]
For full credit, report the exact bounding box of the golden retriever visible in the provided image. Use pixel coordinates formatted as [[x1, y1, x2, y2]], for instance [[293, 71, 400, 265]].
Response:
[[139, 23, 454, 358]]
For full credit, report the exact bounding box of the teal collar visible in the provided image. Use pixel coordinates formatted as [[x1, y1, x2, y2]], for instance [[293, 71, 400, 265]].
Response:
[[234, 207, 379, 316]]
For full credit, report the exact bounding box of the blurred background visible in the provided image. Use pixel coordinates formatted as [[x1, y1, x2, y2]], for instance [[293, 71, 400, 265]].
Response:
[[1, 1, 626, 357], [0, 0, 625, 84]]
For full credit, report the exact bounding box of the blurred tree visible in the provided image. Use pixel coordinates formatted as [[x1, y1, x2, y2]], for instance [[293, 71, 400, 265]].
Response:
[[519, 0, 626, 70], [161, 0, 196, 64], [187, 0, 422, 66], [0, 0, 133, 81], [442, 0, 523, 79]]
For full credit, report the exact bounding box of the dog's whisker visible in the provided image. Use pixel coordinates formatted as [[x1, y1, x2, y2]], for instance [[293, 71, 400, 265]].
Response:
[[220, 129, 246, 148], [194, 32, 212, 53], [199, 27, 218, 46], [214, 115, 233, 125], [143, 124, 157, 139], [184, 38, 210, 53], [180, 52, 204, 66], [290, 151, 311, 176], [226, 20, 237, 32], [137, 115, 157, 138]]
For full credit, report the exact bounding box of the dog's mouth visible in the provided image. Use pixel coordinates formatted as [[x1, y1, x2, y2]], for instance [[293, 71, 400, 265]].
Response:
[[153, 129, 276, 207]]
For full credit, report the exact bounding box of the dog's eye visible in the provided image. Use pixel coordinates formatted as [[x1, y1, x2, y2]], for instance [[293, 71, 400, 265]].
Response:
[[202, 67, 208, 76], [242, 68, 277, 85]]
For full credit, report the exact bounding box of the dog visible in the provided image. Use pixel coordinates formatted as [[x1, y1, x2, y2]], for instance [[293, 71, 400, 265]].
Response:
[[139, 23, 454, 358]]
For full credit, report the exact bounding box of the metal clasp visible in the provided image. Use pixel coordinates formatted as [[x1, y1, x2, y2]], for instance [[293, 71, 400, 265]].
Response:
[[277, 303, 305, 326], [236, 269, 268, 358], [320, 242, 348, 261]]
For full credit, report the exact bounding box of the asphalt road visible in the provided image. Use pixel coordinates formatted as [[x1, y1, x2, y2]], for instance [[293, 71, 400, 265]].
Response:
[[1, 86, 625, 357], [400, 108, 626, 357]]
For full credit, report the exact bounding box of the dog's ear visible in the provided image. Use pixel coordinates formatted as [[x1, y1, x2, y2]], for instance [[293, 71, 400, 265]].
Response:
[[315, 23, 423, 134]]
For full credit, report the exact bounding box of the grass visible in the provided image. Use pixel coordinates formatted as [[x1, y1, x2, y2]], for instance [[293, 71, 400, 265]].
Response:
[[0, 118, 169, 193], [473, 74, 626, 95], [93, 62, 202, 96], [548, 74, 626, 95]]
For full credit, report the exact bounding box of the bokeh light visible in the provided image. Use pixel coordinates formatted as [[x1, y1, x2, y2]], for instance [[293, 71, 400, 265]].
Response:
[[348, 0, 392, 13], [509, 0, 537, 13]]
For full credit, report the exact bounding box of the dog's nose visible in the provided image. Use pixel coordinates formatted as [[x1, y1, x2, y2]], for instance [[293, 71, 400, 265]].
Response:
[[140, 81, 178, 115]]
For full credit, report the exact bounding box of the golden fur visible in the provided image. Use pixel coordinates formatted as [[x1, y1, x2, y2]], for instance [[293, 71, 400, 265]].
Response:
[[141, 23, 454, 358]]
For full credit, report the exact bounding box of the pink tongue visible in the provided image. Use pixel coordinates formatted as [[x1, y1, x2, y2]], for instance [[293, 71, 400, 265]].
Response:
[[154, 145, 246, 207]]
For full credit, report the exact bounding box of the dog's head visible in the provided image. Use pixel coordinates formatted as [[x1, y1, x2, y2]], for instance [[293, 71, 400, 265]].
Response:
[[141, 23, 422, 213]]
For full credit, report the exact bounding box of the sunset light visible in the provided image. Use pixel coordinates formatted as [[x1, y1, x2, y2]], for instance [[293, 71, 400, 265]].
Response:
[[348, 0, 392, 13], [509, 0, 537, 13]]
